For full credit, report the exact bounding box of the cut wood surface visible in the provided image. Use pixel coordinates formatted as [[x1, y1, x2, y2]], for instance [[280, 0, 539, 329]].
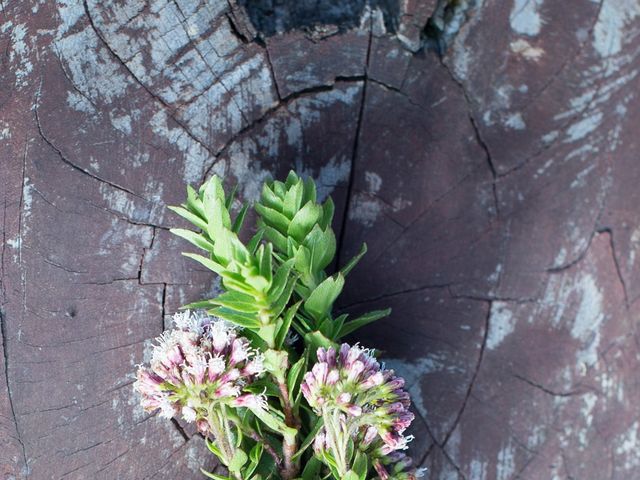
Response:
[[1, 0, 640, 478]]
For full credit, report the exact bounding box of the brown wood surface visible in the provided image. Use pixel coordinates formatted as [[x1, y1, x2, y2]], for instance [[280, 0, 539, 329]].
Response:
[[1, 0, 640, 478]]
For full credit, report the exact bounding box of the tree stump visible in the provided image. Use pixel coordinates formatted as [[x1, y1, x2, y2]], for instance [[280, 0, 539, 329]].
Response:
[[1, 0, 640, 478]]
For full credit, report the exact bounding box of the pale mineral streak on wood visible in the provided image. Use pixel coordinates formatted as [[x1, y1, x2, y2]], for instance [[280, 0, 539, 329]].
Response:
[[1, 0, 640, 478]]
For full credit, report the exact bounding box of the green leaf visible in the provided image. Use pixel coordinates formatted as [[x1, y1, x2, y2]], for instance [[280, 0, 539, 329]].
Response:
[[304, 331, 338, 359], [251, 405, 296, 437], [181, 299, 217, 310], [300, 456, 323, 480], [210, 307, 261, 329], [292, 416, 323, 461], [283, 180, 303, 219], [307, 226, 336, 274], [288, 201, 322, 242], [269, 275, 298, 320], [343, 472, 359, 480], [182, 252, 226, 274], [220, 271, 258, 296], [186, 185, 206, 219], [263, 349, 288, 381], [275, 301, 301, 349], [293, 245, 311, 278], [209, 291, 262, 313], [267, 260, 294, 304], [225, 184, 238, 210], [302, 176, 317, 206], [285, 170, 299, 188], [206, 437, 223, 458], [170, 228, 215, 253], [245, 442, 263, 478], [232, 203, 249, 233], [332, 313, 348, 339], [247, 230, 264, 254], [260, 183, 281, 210], [286, 354, 306, 401], [262, 225, 288, 253], [319, 196, 334, 230], [255, 203, 290, 234], [340, 243, 367, 276], [228, 449, 248, 474], [352, 450, 368, 480], [200, 469, 230, 480], [337, 308, 391, 338], [203, 176, 231, 232], [304, 274, 345, 321], [168, 205, 208, 231], [259, 243, 273, 285]]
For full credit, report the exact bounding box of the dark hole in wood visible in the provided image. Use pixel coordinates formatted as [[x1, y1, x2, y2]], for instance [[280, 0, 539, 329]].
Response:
[[238, 0, 400, 37]]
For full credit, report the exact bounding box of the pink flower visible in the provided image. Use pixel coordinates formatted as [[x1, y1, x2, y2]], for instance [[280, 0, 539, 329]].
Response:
[[134, 311, 264, 429], [301, 343, 416, 455]]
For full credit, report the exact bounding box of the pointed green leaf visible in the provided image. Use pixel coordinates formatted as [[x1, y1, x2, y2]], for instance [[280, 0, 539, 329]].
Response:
[[285, 170, 299, 188], [261, 225, 288, 253], [232, 203, 249, 233], [319, 196, 334, 230], [210, 307, 261, 329], [269, 275, 298, 320], [225, 184, 238, 210], [200, 469, 230, 480], [292, 416, 323, 461], [340, 243, 367, 276], [302, 176, 317, 205], [267, 260, 294, 303], [283, 180, 303, 218], [209, 291, 262, 313], [304, 331, 338, 359], [182, 252, 226, 274], [247, 230, 264, 254], [170, 228, 214, 253], [286, 354, 306, 401], [168, 205, 208, 231], [255, 203, 290, 234], [259, 242, 273, 285], [288, 201, 322, 242], [304, 274, 344, 321], [337, 308, 391, 338], [307, 225, 336, 273], [186, 185, 206, 218], [275, 301, 301, 349], [260, 183, 281, 210]]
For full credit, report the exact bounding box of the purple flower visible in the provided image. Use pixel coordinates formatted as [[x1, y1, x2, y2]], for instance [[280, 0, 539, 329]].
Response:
[[302, 343, 415, 455], [134, 311, 264, 428]]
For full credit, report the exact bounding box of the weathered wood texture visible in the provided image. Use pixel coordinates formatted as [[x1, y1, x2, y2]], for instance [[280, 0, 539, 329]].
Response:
[[1, 0, 640, 478]]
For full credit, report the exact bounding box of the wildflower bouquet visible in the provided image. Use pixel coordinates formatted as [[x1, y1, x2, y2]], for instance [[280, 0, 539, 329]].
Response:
[[134, 172, 425, 480]]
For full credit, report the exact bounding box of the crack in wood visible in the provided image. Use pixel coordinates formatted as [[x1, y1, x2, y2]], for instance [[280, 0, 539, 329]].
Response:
[[82, 0, 219, 160]]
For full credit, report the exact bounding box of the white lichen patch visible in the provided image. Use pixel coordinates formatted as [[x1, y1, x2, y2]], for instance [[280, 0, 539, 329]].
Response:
[[149, 110, 210, 184], [510, 0, 544, 37], [348, 194, 382, 227], [509, 38, 545, 61], [593, 0, 640, 58], [496, 440, 516, 480], [565, 111, 603, 142], [614, 421, 640, 471], [469, 459, 488, 480], [504, 112, 526, 130], [487, 301, 516, 350], [7, 22, 33, 88]]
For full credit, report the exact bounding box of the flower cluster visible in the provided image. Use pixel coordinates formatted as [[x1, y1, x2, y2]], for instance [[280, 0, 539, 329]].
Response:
[[134, 311, 265, 432], [302, 343, 415, 454]]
